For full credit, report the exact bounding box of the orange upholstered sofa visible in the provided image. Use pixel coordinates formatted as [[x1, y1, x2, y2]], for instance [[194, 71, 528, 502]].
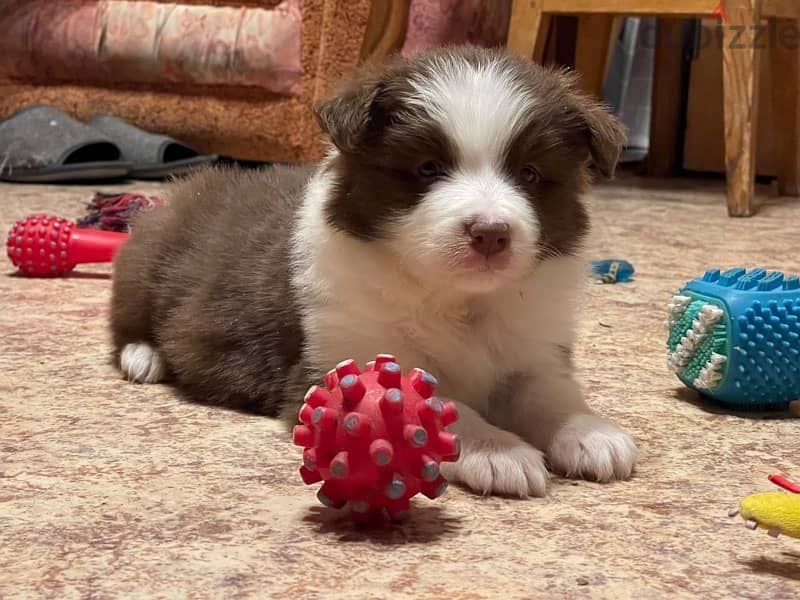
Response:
[[0, 0, 392, 163], [0, 0, 515, 163]]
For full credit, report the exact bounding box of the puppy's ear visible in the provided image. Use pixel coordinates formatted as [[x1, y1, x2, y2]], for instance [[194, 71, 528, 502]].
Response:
[[578, 97, 627, 179], [560, 72, 627, 179], [313, 64, 402, 154]]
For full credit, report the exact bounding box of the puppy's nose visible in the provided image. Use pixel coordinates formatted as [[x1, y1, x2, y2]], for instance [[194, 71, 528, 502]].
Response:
[[467, 220, 510, 257]]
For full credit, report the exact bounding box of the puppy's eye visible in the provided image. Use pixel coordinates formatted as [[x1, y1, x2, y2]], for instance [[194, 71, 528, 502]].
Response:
[[521, 165, 541, 183], [417, 160, 446, 179]]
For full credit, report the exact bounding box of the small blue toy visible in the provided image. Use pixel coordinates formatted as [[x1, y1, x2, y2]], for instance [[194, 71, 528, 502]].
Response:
[[590, 259, 635, 284], [667, 267, 800, 410]]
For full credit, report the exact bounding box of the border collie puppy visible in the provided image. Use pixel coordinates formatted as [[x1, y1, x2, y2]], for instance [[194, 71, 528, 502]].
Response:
[[110, 45, 637, 497]]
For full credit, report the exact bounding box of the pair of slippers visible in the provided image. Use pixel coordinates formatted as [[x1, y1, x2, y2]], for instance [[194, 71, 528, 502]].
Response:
[[0, 105, 217, 183]]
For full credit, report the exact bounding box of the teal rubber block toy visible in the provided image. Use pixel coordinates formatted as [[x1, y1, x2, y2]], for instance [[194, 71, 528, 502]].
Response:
[[667, 267, 800, 410]]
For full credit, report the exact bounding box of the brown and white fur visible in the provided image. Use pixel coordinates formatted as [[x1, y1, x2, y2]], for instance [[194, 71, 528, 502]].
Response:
[[110, 46, 637, 498]]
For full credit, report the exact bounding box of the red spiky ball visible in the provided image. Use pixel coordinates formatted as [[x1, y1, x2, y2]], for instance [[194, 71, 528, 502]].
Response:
[[292, 354, 460, 520]]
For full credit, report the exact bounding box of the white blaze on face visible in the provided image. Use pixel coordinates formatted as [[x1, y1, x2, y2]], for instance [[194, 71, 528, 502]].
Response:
[[391, 57, 542, 292], [407, 57, 535, 170]]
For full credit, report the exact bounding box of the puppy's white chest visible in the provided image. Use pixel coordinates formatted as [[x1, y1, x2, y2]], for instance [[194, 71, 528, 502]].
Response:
[[394, 307, 500, 405], [371, 292, 553, 412], [306, 296, 506, 410]]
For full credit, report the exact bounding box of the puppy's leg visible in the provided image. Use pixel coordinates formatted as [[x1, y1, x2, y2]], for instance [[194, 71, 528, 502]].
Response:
[[496, 353, 637, 482], [440, 401, 549, 498], [278, 359, 325, 428], [110, 220, 167, 384], [119, 342, 169, 384]]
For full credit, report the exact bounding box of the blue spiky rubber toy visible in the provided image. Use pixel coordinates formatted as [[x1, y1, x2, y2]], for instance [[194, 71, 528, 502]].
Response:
[[667, 267, 800, 410]]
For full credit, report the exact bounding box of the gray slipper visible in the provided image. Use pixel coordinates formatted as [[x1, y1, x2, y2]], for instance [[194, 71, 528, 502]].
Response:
[[0, 105, 131, 183], [88, 115, 217, 180]]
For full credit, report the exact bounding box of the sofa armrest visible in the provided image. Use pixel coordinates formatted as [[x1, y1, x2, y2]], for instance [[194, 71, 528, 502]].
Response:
[[306, 0, 375, 106]]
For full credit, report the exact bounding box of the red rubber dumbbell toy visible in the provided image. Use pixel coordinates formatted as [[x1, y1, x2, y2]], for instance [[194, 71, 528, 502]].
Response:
[[6, 213, 128, 277], [293, 354, 460, 520]]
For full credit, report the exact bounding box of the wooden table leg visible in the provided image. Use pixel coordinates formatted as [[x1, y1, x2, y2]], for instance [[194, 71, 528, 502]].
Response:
[[722, 0, 762, 217], [770, 17, 800, 196]]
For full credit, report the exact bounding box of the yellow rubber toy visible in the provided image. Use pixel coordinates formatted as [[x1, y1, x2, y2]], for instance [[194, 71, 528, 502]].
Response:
[[730, 475, 800, 539]]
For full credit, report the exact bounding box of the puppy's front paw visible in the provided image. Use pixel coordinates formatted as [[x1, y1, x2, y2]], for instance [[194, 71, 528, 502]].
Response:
[[547, 413, 637, 482], [441, 432, 549, 498]]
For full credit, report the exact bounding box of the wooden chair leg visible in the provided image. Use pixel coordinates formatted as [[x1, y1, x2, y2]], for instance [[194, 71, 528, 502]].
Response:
[[722, 0, 762, 217], [770, 17, 800, 196], [645, 18, 692, 177], [508, 0, 547, 61], [533, 14, 553, 63], [574, 14, 615, 97]]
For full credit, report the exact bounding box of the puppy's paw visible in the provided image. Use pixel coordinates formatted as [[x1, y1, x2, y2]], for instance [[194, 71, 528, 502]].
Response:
[[547, 413, 637, 482], [441, 432, 549, 498], [120, 342, 168, 384]]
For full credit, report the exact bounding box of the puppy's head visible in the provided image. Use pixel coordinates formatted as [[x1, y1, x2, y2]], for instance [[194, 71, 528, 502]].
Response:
[[314, 46, 625, 294]]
